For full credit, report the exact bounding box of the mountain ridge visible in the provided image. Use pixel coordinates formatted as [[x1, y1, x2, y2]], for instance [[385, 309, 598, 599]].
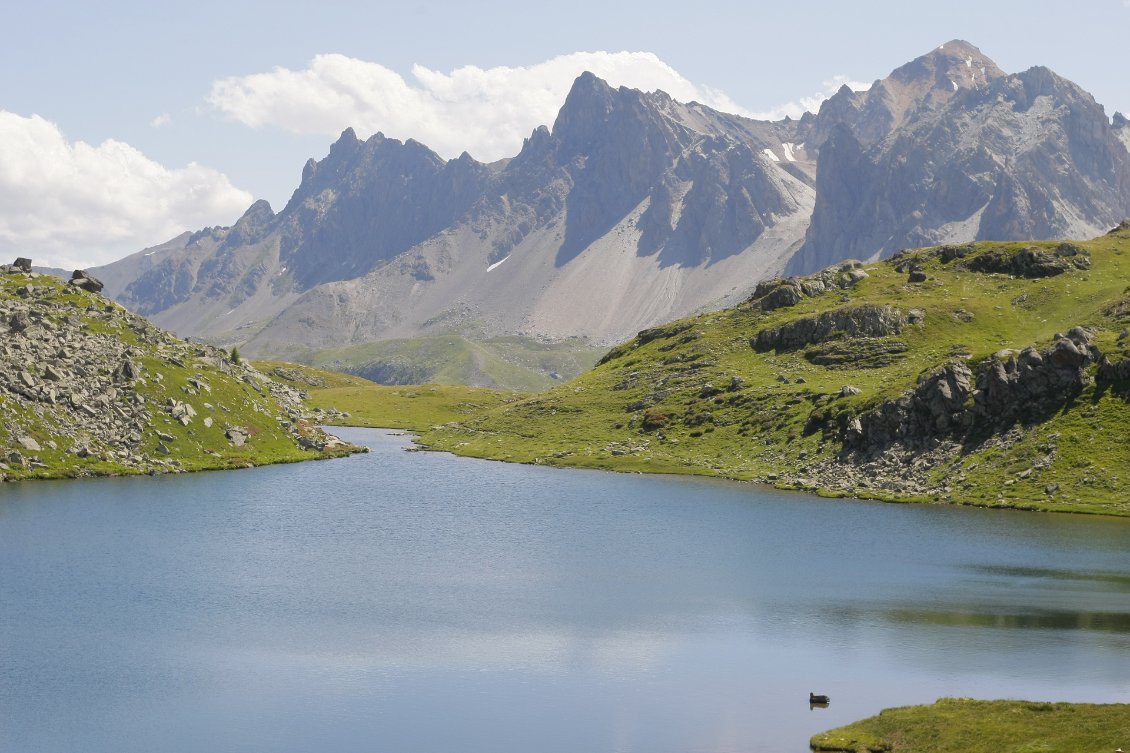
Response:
[[92, 41, 1130, 385]]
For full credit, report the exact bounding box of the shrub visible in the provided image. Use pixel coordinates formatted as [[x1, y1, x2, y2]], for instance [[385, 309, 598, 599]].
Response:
[[641, 408, 669, 430]]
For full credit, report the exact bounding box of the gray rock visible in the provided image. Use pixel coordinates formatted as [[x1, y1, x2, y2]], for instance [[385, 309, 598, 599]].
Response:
[[13, 257, 32, 273], [69, 270, 105, 293], [115, 359, 139, 382], [759, 282, 805, 311], [16, 436, 41, 452]]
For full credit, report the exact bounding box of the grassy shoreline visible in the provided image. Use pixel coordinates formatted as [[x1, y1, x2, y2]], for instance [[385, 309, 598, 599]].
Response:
[[810, 698, 1130, 753]]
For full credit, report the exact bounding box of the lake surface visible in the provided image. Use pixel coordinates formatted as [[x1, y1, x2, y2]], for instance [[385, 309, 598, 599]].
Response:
[[1, 428, 1128, 752]]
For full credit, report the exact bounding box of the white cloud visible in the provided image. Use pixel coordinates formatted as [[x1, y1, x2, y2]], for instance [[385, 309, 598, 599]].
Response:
[[0, 111, 253, 269], [150, 112, 172, 128], [207, 51, 755, 162], [749, 75, 872, 121]]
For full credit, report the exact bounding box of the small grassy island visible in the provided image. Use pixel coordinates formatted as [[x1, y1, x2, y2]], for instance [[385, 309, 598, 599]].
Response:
[[810, 698, 1130, 752]]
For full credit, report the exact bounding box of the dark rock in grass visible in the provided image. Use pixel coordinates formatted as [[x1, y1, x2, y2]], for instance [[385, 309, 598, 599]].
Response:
[[8, 311, 31, 333], [908, 269, 928, 283], [69, 270, 105, 293], [13, 257, 32, 272], [760, 281, 805, 311], [960, 246, 1072, 278]]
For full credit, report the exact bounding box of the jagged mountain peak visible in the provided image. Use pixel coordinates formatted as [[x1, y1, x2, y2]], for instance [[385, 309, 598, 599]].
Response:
[[804, 40, 1006, 153], [907, 40, 1004, 80], [789, 42, 1130, 275]]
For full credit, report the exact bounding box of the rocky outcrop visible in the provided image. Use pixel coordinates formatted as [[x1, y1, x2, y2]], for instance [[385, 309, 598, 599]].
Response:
[[752, 304, 905, 352], [747, 261, 869, 312], [0, 262, 355, 480], [839, 327, 1100, 458], [783, 327, 1107, 498], [957, 244, 1090, 277]]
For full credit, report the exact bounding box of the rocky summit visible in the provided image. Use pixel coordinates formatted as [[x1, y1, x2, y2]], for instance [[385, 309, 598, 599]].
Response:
[[787, 41, 1130, 274], [90, 41, 1130, 384], [0, 260, 359, 481]]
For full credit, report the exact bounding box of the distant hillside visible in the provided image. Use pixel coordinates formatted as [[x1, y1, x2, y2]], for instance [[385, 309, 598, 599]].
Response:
[[0, 263, 359, 481], [408, 223, 1130, 516]]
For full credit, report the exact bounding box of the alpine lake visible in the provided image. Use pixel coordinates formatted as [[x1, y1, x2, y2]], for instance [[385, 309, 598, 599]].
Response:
[[1, 427, 1128, 752]]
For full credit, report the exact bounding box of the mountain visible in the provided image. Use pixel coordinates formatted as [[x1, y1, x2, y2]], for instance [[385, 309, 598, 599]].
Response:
[[0, 261, 359, 481], [93, 41, 1130, 383], [787, 40, 1130, 273], [405, 224, 1130, 517], [98, 74, 814, 362]]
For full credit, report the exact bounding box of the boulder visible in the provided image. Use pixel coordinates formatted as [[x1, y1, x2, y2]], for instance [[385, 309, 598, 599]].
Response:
[[16, 436, 41, 452], [225, 427, 249, 447], [69, 270, 105, 293], [8, 312, 31, 333], [13, 257, 32, 273], [760, 282, 805, 311], [115, 359, 139, 382]]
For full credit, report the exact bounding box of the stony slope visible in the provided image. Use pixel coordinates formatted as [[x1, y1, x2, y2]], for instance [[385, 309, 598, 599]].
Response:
[[0, 262, 358, 481], [410, 223, 1130, 516]]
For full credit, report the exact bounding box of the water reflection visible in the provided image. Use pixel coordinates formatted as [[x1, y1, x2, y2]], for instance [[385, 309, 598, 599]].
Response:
[[1, 427, 1128, 753]]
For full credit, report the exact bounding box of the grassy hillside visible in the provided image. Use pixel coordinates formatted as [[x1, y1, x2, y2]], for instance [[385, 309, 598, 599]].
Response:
[[258, 360, 525, 429], [0, 270, 359, 481], [295, 333, 603, 392], [395, 224, 1130, 516], [810, 698, 1130, 752]]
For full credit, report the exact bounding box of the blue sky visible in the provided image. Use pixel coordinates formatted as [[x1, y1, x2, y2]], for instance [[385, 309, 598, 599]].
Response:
[[3, 0, 1129, 268]]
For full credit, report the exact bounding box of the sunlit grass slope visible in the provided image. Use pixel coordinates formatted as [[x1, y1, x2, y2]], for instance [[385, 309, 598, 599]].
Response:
[[405, 225, 1130, 516]]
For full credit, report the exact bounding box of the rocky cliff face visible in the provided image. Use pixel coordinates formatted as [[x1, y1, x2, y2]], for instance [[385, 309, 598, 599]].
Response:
[[788, 41, 1130, 274]]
